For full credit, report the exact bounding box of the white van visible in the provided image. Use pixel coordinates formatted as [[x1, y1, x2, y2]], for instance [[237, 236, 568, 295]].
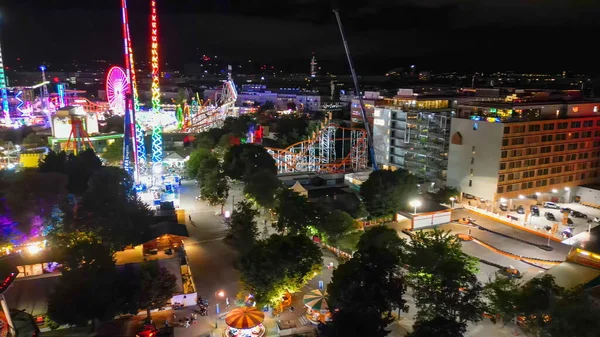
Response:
[[543, 201, 560, 209]]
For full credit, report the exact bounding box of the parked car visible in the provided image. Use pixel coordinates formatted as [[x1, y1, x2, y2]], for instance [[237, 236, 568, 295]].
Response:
[[545, 212, 556, 221], [530, 205, 540, 216], [543, 201, 560, 209], [499, 203, 508, 212], [516, 206, 525, 214], [571, 210, 587, 218], [567, 217, 574, 225], [560, 207, 572, 213], [562, 228, 573, 238], [497, 266, 523, 279]]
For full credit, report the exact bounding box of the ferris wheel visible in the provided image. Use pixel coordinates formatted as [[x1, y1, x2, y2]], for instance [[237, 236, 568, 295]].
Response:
[[106, 66, 130, 114]]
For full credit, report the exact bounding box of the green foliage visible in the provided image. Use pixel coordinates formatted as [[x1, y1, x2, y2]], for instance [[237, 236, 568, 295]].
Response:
[[199, 170, 229, 206], [276, 115, 308, 147], [136, 260, 178, 320], [186, 148, 212, 178], [406, 229, 485, 326], [316, 210, 356, 239], [223, 115, 255, 136], [406, 317, 466, 337], [44, 316, 61, 330], [223, 143, 276, 181], [324, 227, 407, 337], [359, 169, 418, 217], [74, 167, 153, 252], [238, 234, 322, 305], [22, 132, 44, 147], [544, 285, 600, 337], [516, 274, 563, 331], [47, 240, 123, 327], [227, 201, 259, 253], [484, 276, 521, 325], [273, 188, 319, 234], [38, 150, 68, 174], [193, 132, 218, 150], [65, 149, 103, 195], [101, 138, 124, 164], [243, 169, 281, 208], [430, 186, 460, 203]]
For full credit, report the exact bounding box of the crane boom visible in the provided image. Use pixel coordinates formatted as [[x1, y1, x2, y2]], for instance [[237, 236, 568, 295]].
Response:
[[333, 9, 378, 171]]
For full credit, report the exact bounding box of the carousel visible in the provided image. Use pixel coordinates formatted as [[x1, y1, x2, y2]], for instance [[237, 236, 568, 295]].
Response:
[[303, 289, 331, 324], [224, 306, 266, 337]]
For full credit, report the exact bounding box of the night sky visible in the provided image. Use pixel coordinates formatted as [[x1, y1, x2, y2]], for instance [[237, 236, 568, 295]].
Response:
[[1, 0, 600, 74]]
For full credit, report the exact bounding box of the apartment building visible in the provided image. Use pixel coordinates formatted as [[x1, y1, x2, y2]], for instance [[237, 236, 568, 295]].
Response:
[[447, 100, 600, 207], [373, 90, 456, 185]]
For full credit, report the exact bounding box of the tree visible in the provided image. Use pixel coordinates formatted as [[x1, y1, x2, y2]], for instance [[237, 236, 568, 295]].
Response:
[[47, 240, 123, 329], [227, 201, 259, 252], [276, 115, 308, 147], [324, 227, 407, 337], [22, 132, 44, 147], [136, 260, 177, 320], [223, 143, 276, 180], [38, 150, 68, 174], [193, 131, 218, 150], [359, 169, 418, 217], [199, 170, 229, 207], [273, 188, 319, 234], [75, 167, 153, 252], [406, 229, 485, 327], [238, 234, 322, 305], [544, 285, 600, 337], [406, 317, 466, 337], [516, 274, 563, 332], [65, 149, 103, 195], [430, 186, 460, 203], [101, 138, 124, 164], [186, 148, 213, 178], [222, 115, 255, 136], [484, 276, 521, 325], [243, 169, 281, 208], [317, 210, 356, 239]]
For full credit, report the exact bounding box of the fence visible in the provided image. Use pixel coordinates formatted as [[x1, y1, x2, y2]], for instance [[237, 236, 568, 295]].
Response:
[[464, 205, 562, 243]]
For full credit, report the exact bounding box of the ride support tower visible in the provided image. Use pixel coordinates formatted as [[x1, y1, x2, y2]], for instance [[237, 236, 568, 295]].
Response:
[[121, 0, 146, 181], [0, 39, 10, 124], [150, 0, 163, 165]]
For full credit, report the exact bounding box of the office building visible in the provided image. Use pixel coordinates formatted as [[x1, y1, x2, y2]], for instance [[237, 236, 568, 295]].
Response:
[[372, 89, 456, 185], [447, 99, 600, 209]]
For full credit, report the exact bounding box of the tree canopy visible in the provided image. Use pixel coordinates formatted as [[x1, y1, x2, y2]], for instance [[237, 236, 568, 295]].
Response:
[[243, 169, 281, 209], [101, 138, 124, 164], [324, 227, 407, 337], [199, 170, 229, 206], [238, 234, 322, 305], [273, 188, 319, 234], [316, 210, 356, 240], [406, 229, 485, 331], [135, 260, 178, 320], [223, 143, 276, 181], [73, 167, 153, 252], [359, 169, 418, 217], [227, 201, 259, 253]]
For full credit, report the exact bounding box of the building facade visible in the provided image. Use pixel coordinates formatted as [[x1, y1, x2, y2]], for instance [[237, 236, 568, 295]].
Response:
[[373, 92, 454, 185], [447, 100, 600, 207]]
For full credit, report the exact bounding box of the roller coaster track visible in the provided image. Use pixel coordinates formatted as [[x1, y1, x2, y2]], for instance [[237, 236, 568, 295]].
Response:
[[184, 80, 237, 133], [265, 118, 368, 174]]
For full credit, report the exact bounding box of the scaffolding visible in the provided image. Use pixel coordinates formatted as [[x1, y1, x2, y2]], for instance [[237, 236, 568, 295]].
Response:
[[266, 115, 368, 174]]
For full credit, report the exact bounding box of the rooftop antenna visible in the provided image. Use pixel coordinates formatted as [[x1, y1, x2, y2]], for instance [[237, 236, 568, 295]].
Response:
[[333, 8, 378, 170]]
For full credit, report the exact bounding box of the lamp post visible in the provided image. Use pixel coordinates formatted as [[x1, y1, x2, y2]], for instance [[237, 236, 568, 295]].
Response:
[[409, 200, 422, 214], [214, 290, 225, 329], [449, 197, 456, 208]]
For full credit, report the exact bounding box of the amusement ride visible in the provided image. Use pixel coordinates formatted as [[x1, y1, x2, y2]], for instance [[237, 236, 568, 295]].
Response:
[[0, 0, 371, 182]]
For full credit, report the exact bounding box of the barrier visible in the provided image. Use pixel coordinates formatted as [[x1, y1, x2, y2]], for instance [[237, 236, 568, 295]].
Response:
[[464, 205, 562, 243], [470, 236, 562, 266]]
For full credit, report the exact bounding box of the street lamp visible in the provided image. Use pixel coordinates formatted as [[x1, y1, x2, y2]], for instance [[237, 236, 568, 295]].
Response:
[[552, 189, 558, 193], [449, 197, 455, 208], [409, 200, 422, 214], [214, 290, 225, 328]]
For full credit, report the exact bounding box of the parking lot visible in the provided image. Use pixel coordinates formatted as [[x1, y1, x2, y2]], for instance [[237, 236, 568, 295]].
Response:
[[500, 202, 600, 240]]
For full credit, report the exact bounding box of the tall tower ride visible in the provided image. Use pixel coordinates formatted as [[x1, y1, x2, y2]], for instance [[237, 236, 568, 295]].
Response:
[[0, 37, 9, 124], [150, 0, 163, 165]]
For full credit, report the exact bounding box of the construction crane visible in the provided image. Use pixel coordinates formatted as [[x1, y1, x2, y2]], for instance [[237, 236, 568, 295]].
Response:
[[333, 9, 378, 171]]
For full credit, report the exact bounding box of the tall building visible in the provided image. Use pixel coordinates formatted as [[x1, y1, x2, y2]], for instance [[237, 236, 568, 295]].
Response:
[[310, 54, 317, 78], [447, 99, 600, 210], [373, 89, 456, 185]]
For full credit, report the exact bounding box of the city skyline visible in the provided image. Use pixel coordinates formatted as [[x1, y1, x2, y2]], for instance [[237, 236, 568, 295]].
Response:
[[1, 0, 600, 74]]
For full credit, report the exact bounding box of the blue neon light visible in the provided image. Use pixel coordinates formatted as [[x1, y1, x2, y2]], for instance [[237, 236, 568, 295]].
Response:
[[15, 91, 24, 114]]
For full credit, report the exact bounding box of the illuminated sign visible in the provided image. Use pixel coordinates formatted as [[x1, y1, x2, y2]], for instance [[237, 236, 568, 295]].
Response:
[[572, 106, 579, 113]]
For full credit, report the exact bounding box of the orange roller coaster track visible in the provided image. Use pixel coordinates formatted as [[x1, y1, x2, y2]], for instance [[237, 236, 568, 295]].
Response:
[[266, 121, 369, 174]]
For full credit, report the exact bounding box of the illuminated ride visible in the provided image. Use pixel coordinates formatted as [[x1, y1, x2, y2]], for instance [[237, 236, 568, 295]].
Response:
[[105, 66, 130, 114], [149, 0, 163, 165], [265, 113, 368, 174]]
